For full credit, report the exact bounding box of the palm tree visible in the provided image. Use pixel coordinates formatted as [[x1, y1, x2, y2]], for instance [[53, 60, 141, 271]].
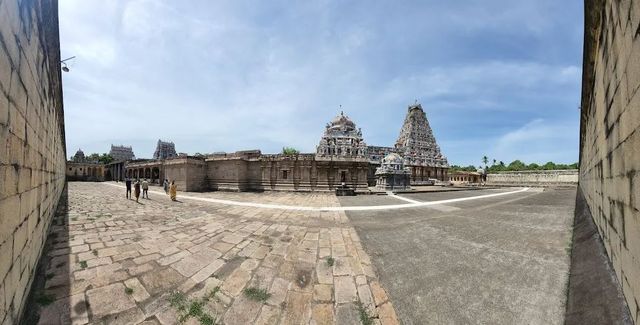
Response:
[[482, 156, 489, 168], [492, 159, 497, 166]]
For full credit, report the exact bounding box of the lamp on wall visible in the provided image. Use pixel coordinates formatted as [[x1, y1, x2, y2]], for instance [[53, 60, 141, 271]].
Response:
[[61, 56, 75, 72]]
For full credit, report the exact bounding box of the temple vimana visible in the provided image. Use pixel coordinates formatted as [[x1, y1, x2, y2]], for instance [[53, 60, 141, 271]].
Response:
[[77, 103, 449, 192]]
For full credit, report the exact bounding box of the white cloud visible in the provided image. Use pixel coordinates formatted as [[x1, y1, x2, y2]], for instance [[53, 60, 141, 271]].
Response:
[[58, 1, 583, 163], [489, 119, 579, 164]]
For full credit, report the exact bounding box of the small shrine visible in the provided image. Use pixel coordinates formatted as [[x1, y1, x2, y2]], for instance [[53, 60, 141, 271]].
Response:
[[375, 153, 411, 191]]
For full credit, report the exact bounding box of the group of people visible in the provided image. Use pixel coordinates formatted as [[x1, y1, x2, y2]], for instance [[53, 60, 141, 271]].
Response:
[[124, 178, 177, 202]]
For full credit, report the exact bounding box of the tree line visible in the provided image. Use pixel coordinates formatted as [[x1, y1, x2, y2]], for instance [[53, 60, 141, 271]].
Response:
[[76, 153, 114, 164], [451, 156, 578, 173]]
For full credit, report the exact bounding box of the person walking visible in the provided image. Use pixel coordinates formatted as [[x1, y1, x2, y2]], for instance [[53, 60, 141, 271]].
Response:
[[134, 179, 141, 202], [125, 177, 132, 199], [163, 179, 169, 195], [169, 180, 177, 201], [142, 179, 149, 199]]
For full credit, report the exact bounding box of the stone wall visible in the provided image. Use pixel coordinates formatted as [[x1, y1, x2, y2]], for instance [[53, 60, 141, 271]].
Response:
[[66, 162, 105, 182], [163, 158, 206, 192], [0, 0, 66, 323], [579, 0, 640, 322], [486, 170, 579, 186], [205, 154, 370, 192]]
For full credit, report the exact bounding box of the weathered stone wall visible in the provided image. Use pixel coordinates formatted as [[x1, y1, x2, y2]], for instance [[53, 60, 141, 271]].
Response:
[[163, 158, 206, 192], [206, 158, 253, 191], [0, 0, 66, 323], [579, 0, 640, 322], [204, 154, 370, 192], [65, 162, 104, 182], [486, 170, 579, 186]]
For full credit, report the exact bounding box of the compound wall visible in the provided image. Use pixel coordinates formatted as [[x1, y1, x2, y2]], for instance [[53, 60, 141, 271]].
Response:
[[0, 0, 66, 323], [579, 0, 640, 322], [487, 170, 579, 186]]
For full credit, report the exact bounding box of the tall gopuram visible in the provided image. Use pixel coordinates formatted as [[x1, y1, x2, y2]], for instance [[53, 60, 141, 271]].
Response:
[[395, 103, 449, 182], [153, 139, 177, 160], [316, 111, 368, 160], [109, 144, 135, 162]]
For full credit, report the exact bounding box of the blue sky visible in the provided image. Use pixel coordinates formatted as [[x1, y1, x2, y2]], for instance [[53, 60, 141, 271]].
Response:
[[60, 0, 583, 166]]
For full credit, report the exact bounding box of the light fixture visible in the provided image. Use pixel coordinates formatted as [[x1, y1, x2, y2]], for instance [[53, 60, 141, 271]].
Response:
[[61, 56, 75, 72]]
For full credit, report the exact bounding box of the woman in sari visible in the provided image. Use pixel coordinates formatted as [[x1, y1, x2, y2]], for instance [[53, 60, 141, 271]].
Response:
[[169, 180, 177, 201]]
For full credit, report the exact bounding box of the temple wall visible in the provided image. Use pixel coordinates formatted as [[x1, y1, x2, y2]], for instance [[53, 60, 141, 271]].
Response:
[[163, 158, 206, 192], [206, 158, 253, 191], [65, 162, 104, 182], [579, 0, 640, 322], [0, 0, 66, 323], [204, 155, 369, 192], [486, 170, 579, 186]]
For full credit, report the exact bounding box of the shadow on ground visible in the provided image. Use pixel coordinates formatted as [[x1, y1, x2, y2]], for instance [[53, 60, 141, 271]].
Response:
[[23, 184, 75, 324], [564, 187, 633, 324]]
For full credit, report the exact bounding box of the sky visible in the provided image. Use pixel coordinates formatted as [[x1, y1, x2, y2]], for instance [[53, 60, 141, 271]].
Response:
[[60, 0, 584, 166]]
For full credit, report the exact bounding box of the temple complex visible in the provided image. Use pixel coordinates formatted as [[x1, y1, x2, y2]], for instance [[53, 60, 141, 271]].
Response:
[[153, 139, 178, 159], [109, 144, 135, 162], [105, 102, 448, 192]]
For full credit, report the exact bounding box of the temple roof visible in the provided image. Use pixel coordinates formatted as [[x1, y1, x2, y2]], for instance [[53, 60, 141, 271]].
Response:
[[382, 153, 404, 165], [328, 111, 356, 131]]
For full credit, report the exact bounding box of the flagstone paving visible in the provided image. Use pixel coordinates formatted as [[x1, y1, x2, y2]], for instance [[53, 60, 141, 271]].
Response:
[[35, 182, 399, 324]]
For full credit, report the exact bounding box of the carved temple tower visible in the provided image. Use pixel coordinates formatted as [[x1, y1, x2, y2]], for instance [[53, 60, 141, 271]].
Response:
[[316, 111, 368, 160], [395, 103, 449, 182]]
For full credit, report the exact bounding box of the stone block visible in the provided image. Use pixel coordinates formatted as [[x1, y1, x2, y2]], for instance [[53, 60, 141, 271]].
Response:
[[222, 295, 263, 325], [86, 283, 137, 319], [254, 305, 280, 325], [310, 303, 334, 325], [333, 276, 357, 304], [313, 284, 332, 302], [139, 268, 185, 296], [221, 267, 251, 297], [0, 165, 18, 200], [124, 277, 151, 303], [8, 73, 27, 119], [0, 241, 12, 282], [12, 221, 27, 263], [281, 291, 312, 324]]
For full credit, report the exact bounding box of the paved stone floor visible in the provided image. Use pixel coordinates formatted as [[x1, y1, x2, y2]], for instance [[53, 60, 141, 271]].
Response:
[[35, 182, 399, 324], [341, 187, 576, 325], [32, 183, 574, 325]]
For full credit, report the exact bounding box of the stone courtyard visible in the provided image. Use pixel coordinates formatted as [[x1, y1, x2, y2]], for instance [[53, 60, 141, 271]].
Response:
[[32, 182, 399, 325], [28, 182, 577, 324]]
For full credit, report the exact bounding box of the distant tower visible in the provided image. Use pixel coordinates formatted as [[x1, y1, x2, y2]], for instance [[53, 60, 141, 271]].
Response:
[[153, 140, 177, 160], [395, 103, 448, 181], [72, 149, 86, 162], [109, 145, 135, 162]]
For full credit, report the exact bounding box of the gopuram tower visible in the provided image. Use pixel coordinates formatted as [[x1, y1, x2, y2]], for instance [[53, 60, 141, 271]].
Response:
[[395, 103, 449, 182]]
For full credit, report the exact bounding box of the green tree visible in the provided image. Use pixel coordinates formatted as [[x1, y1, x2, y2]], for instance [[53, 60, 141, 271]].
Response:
[[482, 156, 488, 168], [86, 153, 100, 162], [282, 147, 300, 155], [527, 163, 540, 170], [542, 161, 556, 170], [98, 154, 114, 164], [507, 160, 526, 171]]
